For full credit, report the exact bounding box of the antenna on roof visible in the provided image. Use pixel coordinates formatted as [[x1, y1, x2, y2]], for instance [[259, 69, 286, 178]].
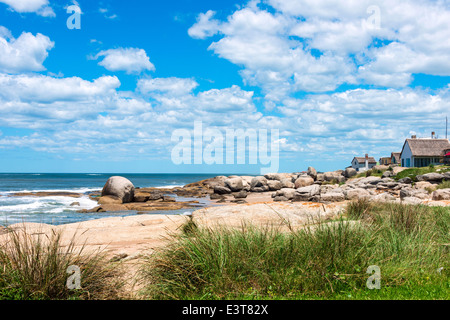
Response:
[[446, 116, 448, 140]]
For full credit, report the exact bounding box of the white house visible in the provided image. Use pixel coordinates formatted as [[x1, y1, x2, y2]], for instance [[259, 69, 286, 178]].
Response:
[[351, 154, 377, 172], [400, 136, 450, 168]]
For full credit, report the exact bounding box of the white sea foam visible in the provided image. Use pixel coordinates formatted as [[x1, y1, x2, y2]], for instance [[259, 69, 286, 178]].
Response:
[[0, 194, 98, 215], [2, 187, 101, 195], [153, 185, 184, 188]]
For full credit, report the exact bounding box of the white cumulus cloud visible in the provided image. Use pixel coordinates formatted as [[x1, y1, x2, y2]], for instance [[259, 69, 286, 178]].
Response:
[[0, 27, 54, 73], [188, 0, 450, 100], [94, 48, 155, 74], [0, 0, 55, 17]]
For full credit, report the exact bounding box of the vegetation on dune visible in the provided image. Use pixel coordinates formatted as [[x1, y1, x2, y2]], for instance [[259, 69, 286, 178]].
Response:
[[394, 164, 450, 182], [139, 201, 449, 300], [0, 228, 124, 300], [355, 168, 386, 178]]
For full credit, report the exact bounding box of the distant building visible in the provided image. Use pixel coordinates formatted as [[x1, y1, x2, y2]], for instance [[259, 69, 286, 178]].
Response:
[[351, 154, 377, 172], [379, 157, 391, 165], [400, 135, 450, 167], [391, 152, 401, 165]]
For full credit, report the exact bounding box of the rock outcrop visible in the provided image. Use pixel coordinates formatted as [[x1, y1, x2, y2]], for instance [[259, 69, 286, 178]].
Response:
[[294, 176, 314, 188], [432, 189, 450, 201], [101, 176, 135, 203], [224, 177, 244, 192]]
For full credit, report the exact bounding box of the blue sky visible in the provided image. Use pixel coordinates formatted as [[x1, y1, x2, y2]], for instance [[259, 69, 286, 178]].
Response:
[[0, 0, 449, 174]]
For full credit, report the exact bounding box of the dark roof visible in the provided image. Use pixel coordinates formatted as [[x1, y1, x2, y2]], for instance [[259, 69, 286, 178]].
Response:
[[353, 157, 377, 164], [402, 139, 450, 157], [391, 152, 401, 161]]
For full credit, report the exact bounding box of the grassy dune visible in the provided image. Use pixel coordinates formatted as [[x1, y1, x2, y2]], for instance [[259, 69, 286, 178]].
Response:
[[139, 201, 449, 300]]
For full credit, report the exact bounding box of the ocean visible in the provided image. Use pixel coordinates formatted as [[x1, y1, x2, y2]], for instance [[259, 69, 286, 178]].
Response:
[[0, 173, 219, 226]]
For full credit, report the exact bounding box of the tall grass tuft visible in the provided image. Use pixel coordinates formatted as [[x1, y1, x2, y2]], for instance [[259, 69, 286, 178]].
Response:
[[0, 227, 124, 300], [346, 198, 372, 220]]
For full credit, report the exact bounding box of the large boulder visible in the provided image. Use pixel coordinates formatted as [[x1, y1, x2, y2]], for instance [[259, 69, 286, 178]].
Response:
[[133, 192, 163, 202], [416, 173, 444, 183], [280, 178, 295, 189], [371, 193, 396, 203], [382, 170, 394, 178], [399, 188, 413, 199], [294, 176, 315, 188], [101, 176, 135, 203], [250, 176, 269, 192], [233, 190, 248, 199], [203, 176, 228, 189], [272, 188, 297, 201], [359, 176, 383, 185], [414, 181, 435, 190], [344, 168, 357, 178], [307, 167, 317, 180], [373, 165, 389, 171], [267, 180, 283, 191], [320, 191, 345, 202], [402, 197, 423, 205], [294, 185, 320, 201], [224, 177, 244, 192], [316, 173, 325, 182], [264, 173, 293, 181], [398, 177, 412, 184], [432, 189, 450, 201], [324, 171, 342, 182], [214, 185, 232, 195], [346, 188, 371, 200]]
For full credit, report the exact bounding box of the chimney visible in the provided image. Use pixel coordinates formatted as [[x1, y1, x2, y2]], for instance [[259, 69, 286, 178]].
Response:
[[411, 135, 417, 139], [432, 132, 435, 139]]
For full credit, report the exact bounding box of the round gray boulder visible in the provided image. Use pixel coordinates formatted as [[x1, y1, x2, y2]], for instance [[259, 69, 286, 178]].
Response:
[[101, 176, 135, 203]]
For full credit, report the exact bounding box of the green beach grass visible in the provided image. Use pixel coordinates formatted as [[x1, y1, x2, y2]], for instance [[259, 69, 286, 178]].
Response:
[[139, 201, 450, 300], [0, 228, 124, 300]]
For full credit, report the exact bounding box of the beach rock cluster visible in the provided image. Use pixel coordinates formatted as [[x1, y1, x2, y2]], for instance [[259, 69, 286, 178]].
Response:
[[207, 166, 450, 205], [82, 165, 450, 213], [79, 176, 204, 213]]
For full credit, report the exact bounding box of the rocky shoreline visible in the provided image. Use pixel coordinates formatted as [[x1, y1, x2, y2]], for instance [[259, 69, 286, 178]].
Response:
[[202, 166, 450, 206], [90, 165, 450, 211], [6, 166, 450, 215]]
